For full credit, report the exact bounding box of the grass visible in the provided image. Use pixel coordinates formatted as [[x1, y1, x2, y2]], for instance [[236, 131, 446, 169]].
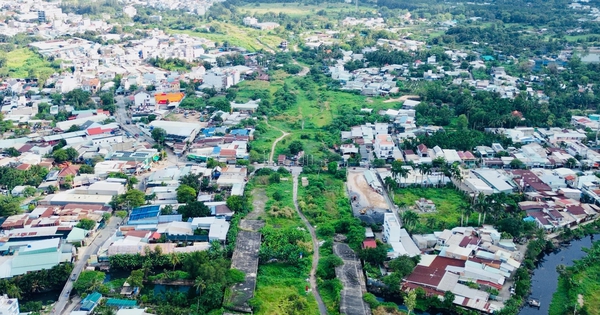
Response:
[[248, 175, 319, 314], [297, 173, 351, 226], [170, 23, 284, 52], [4, 48, 54, 78], [393, 187, 472, 231], [550, 256, 600, 315], [250, 122, 282, 158], [239, 2, 374, 17], [254, 263, 319, 315]]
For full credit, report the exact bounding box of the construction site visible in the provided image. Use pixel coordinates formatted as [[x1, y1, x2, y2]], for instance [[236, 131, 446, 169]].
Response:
[[347, 168, 392, 225]]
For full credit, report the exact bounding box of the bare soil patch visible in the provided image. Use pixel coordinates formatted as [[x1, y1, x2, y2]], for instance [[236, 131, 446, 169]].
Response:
[[246, 188, 267, 220], [346, 169, 388, 209]]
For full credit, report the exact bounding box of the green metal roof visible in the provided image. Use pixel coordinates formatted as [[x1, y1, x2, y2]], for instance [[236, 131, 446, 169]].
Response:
[[105, 298, 137, 307], [10, 251, 61, 276], [66, 227, 88, 242]]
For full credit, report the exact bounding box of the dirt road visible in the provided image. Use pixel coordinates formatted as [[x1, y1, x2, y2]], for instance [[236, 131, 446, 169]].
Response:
[[292, 175, 328, 315]]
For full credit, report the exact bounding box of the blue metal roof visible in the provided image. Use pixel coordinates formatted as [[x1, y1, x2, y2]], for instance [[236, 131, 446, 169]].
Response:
[[129, 205, 160, 221]]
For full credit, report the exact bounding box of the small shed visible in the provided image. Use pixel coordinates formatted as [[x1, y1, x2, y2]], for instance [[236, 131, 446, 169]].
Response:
[[66, 227, 88, 244]]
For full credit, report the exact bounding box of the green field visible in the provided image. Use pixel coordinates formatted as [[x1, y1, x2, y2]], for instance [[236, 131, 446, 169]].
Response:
[[393, 187, 472, 232], [254, 263, 319, 315], [4, 48, 55, 79], [239, 3, 374, 17], [170, 22, 284, 52], [248, 174, 319, 314]]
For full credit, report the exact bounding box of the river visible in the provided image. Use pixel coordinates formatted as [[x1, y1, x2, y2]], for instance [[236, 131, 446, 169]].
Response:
[[518, 234, 597, 315]]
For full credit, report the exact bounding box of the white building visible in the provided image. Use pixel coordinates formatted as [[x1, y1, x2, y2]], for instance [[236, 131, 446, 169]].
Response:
[[202, 69, 240, 91], [383, 212, 401, 243], [373, 134, 395, 159], [149, 120, 202, 143], [123, 6, 137, 18], [0, 294, 18, 315], [134, 92, 155, 108], [243, 17, 258, 26]]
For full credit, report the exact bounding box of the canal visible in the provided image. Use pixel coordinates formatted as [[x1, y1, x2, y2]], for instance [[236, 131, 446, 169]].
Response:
[[518, 234, 598, 315]]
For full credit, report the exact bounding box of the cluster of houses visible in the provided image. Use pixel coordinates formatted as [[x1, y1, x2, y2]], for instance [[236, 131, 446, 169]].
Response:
[[0, 201, 114, 279], [378, 223, 524, 313]]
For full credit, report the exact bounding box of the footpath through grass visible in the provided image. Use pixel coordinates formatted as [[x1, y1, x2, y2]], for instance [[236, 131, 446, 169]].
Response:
[[247, 169, 319, 314]]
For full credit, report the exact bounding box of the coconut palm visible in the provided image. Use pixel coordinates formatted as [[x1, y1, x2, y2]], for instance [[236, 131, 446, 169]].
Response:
[[195, 276, 206, 312], [474, 192, 488, 226], [420, 163, 433, 187], [170, 253, 181, 271], [402, 210, 419, 233]]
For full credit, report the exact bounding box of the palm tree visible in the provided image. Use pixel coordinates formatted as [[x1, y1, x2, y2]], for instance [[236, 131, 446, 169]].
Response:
[[103, 308, 117, 315], [420, 163, 433, 187], [474, 192, 488, 226], [195, 276, 206, 313], [402, 210, 419, 233], [464, 205, 474, 227], [6, 284, 21, 299], [170, 253, 181, 271]]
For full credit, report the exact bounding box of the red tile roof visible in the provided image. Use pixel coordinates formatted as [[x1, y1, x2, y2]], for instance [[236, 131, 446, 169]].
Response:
[[15, 164, 31, 171], [405, 256, 465, 287], [58, 165, 81, 177], [362, 240, 377, 249]]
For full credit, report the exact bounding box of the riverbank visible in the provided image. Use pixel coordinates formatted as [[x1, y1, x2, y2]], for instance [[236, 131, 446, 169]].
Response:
[[548, 236, 600, 315]]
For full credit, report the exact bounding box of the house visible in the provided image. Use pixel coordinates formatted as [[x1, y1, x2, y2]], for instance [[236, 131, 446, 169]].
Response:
[[373, 134, 395, 159], [417, 144, 429, 157], [82, 78, 100, 94], [58, 165, 81, 183], [0, 295, 18, 315]]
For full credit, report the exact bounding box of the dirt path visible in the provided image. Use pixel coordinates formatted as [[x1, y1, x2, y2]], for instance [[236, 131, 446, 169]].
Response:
[[246, 188, 266, 220], [265, 117, 290, 165], [383, 95, 420, 103], [292, 175, 328, 315]]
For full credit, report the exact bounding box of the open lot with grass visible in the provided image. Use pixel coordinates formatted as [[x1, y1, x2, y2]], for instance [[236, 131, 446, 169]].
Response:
[[170, 23, 284, 51], [253, 263, 319, 315], [247, 172, 319, 314], [393, 187, 472, 232], [239, 2, 374, 17], [4, 48, 55, 78]]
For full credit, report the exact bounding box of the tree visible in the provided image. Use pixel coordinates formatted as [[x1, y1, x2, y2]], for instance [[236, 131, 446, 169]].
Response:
[[510, 158, 526, 169], [388, 255, 416, 278], [401, 211, 419, 233], [226, 195, 245, 213], [177, 201, 210, 220], [79, 164, 94, 174], [406, 289, 417, 315], [127, 269, 144, 289], [179, 173, 202, 193], [3, 147, 20, 157], [114, 189, 145, 209], [76, 218, 96, 230], [176, 184, 197, 203], [115, 210, 128, 219], [73, 270, 105, 294], [327, 161, 338, 174], [161, 205, 174, 215], [288, 140, 303, 155], [151, 127, 167, 144], [443, 291, 456, 309], [359, 242, 388, 265], [52, 149, 69, 163], [456, 114, 469, 131]]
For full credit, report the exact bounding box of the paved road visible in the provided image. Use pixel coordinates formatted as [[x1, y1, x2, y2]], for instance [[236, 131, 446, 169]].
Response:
[[52, 217, 121, 315], [292, 175, 328, 315], [115, 95, 154, 144]]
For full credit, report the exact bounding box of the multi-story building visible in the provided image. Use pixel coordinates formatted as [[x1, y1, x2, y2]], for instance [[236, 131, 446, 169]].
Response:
[[373, 134, 395, 159], [203, 69, 240, 91], [0, 295, 18, 315], [383, 212, 401, 243]]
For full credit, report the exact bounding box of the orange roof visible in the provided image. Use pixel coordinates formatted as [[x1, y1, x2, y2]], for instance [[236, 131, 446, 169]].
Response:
[[154, 92, 184, 104]]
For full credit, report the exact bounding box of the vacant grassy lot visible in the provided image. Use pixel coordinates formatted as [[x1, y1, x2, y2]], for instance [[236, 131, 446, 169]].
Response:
[[393, 187, 472, 231], [170, 23, 284, 51], [239, 2, 373, 17], [254, 263, 319, 315], [5, 48, 54, 78]]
